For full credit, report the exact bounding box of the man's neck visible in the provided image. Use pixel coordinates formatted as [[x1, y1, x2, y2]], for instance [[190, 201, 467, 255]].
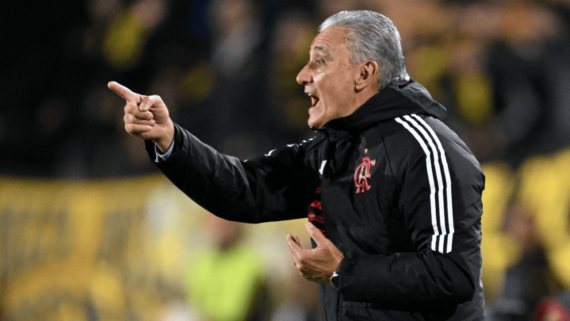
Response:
[[348, 86, 379, 115]]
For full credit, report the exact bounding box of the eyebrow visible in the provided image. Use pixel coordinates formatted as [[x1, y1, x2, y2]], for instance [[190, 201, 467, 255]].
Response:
[[313, 46, 330, 56]]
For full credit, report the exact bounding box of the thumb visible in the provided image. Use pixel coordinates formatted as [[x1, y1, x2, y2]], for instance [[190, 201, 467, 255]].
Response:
[[108, 81, 140, 103], [306, 222, 328, 245], [140, 95, 164, 112]]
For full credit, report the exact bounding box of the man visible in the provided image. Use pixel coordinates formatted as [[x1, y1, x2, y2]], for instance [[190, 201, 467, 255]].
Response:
[[109, 10, 485, 320], [186, 215, 270, 321]]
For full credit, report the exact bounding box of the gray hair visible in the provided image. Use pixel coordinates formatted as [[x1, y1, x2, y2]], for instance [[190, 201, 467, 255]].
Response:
[[319, 10, 409, 89]]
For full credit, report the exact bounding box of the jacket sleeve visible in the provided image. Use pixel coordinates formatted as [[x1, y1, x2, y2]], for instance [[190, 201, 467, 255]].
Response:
[[145, 123, 308, 223], [339, 117, 485, 308]]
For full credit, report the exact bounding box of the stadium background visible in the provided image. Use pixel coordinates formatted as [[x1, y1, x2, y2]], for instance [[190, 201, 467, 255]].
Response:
[[3, 0, 570, 320]]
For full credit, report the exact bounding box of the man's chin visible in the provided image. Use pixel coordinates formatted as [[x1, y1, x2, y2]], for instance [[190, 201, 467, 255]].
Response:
[[307, 118, 325, 129], [307, 110, 326, 129]]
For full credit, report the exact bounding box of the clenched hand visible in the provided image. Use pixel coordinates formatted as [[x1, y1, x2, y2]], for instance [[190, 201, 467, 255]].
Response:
[[108, 81, 175, 152], [287, 222, 344, 284]]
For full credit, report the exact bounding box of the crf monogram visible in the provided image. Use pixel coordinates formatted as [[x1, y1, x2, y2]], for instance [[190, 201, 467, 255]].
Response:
[[354, 156, 376, 193]]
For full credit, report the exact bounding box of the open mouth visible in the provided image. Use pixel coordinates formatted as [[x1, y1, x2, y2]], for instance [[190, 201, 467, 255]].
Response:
[[311, 95, 320, 107]]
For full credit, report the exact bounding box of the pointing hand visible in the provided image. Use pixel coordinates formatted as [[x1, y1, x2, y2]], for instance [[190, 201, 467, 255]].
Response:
[[108, 81, 174, 151]]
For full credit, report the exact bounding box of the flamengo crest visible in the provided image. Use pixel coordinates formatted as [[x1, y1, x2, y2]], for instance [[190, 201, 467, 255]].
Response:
[[354, 156, 376, 193]]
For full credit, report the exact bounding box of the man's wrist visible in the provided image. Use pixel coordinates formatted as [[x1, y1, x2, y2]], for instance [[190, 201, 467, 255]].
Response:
[[330, 258, 344, 289], [153, 121, 175, 152]]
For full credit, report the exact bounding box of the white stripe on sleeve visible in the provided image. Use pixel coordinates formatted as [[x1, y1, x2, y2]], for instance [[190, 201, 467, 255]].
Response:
[[403, 115, 448, 253], [412, 114, 454, 253], [395, 117, 440, 252]]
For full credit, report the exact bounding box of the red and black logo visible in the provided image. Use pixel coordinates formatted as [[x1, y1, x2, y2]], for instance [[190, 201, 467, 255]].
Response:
[[354, 156, 376, 193]]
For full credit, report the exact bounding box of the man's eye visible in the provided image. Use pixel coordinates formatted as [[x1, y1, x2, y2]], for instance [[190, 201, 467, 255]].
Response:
[[316, 59, 324, 65]]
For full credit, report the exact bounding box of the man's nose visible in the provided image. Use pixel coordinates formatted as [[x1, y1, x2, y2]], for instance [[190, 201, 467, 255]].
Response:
[[296, 63, 311, 85]]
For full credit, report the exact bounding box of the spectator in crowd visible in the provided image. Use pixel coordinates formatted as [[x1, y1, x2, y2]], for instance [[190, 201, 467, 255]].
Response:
[[185, 215, 270, 321], [533, 290, 570, 321]]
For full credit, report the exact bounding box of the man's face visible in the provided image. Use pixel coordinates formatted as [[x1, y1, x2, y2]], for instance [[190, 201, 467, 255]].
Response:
[[296, 27, 360, 129]]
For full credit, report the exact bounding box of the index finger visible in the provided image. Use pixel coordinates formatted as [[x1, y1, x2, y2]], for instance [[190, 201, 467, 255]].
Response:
[[286, 233, 303, 254], [108, 81, 140, 103]]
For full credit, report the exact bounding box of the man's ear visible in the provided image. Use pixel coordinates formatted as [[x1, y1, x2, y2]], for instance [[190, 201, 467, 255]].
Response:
[[355, 60, 380, 91]]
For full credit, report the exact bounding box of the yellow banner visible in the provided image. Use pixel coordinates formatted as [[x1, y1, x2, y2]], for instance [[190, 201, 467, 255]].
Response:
[[0, 175, 176, 321]]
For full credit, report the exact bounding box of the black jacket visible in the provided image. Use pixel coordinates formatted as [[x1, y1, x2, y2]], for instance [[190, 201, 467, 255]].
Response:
[[146, 79, 486, 320]]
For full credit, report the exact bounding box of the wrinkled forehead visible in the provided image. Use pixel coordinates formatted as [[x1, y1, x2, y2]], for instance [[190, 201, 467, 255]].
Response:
[[309, 26, 347, 56]]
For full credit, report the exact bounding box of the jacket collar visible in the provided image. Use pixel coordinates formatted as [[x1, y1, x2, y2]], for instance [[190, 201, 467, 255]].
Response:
[[314, 78, 447, 142]]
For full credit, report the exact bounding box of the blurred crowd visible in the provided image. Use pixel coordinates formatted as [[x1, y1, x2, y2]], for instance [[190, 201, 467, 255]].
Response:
[[4, 0, 570, 176], [4, 0, 570, 320]]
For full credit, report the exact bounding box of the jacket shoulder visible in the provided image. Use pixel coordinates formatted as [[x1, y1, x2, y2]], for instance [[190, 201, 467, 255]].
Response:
[[377, 114, 483, 178], [375, 115, 432, 164]]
